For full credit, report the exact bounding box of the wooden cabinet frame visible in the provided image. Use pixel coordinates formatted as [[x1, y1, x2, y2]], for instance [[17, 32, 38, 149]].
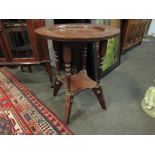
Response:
[[121, 19, 149, 54], [0, 19, 53, 87]]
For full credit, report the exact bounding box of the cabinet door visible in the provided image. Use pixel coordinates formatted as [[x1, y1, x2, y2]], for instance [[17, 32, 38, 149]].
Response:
[[136, 19, 148, 41], [1, 19, 35, 62], [124, 20, 140, 49], [0, 22, 5, 62], [0, 37, 7, 62], [123, 19, 148, 51], [0, 22, 9, 63]]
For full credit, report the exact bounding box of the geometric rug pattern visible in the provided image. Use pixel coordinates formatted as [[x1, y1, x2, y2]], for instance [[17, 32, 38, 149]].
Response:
[[0, 68, 72, 135]]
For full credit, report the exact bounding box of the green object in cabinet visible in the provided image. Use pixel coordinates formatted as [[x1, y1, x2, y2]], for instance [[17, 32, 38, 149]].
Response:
[[102, 37, 118, 71]]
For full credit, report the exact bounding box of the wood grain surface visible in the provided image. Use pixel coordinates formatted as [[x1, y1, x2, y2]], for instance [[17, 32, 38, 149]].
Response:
[[35, 23, 120, 42]]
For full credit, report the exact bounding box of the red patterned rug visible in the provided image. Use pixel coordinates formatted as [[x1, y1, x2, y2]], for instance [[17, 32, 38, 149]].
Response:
[[0, 68, 72, 135]]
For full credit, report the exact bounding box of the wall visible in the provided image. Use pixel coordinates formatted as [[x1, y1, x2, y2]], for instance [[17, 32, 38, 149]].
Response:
[[45, 19, 56, 67], [148, 19, 155, 36]]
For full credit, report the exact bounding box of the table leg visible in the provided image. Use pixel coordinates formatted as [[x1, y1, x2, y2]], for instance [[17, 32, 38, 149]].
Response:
[[21, 65, 32, 73], [21, 65, 24, 72], [28, 65, 32, 73], [92, 40, 108, 110], [44, 62, 54, 88], [82, 45, 87, 72], [53, 50, 63, 96], [63, 44, 73, 124], [92, 87, 106, 109]]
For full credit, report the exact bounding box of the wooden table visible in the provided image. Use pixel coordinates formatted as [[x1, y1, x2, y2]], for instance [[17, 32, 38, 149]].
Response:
[[35, 24, 120, 124]]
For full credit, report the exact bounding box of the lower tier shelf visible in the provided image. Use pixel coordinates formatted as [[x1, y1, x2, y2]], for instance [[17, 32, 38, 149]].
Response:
[[60, 71, 97, 94]]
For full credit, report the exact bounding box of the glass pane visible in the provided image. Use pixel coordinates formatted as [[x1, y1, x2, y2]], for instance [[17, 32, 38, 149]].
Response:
[[2, 19, 33, 58], [23, 29, 31, 45], [12, 49, 32, 58], [0, 43, 4, 58]]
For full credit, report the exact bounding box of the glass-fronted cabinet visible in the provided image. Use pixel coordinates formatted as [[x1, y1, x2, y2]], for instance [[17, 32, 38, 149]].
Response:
[[0, 35, 8, 62], [0, 19, 53, 86], [1, 19, 34, 60], [0, 43, 4, 58]]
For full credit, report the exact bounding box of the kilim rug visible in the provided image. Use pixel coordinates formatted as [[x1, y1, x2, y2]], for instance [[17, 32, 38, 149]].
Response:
[[0, 68, 72, 135]]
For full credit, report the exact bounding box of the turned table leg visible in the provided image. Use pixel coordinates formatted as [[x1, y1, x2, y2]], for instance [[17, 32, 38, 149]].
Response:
[[53, 50, 63, 96], [92, 87, 106, 109], [63, 44, 73, 125], [82, 45, 87, 72], [91, 40, 108, 110]]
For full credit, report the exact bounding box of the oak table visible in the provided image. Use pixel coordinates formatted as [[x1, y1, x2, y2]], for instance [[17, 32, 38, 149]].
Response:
[[35, 24, 120, 125]]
